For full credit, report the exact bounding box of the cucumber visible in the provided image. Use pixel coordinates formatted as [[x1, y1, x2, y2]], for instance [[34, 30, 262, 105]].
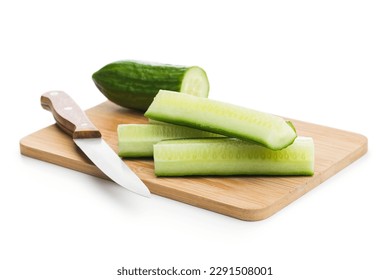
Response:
[[117, 123, 223, 157], [153, 137, 314, 176], [92, 60, 209, 111], [145, 90, 297, 150]]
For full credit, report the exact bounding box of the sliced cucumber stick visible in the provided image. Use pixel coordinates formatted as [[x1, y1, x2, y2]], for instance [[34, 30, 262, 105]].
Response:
[[145, 90, 297, 150], [154, 137, 314, 176], [118, 123, 223, 157]]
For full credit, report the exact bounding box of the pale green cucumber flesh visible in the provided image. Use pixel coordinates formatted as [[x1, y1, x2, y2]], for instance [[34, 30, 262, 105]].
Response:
[[92, 60, 209, 111], [117, 123, 223, 157], [180, 66, 209, 97], [153, 137, 315, 176], [145, 90, 297, 150]]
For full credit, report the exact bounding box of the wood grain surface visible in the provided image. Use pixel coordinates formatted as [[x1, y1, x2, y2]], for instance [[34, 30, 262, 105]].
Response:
[[20, 101, 368, 221]]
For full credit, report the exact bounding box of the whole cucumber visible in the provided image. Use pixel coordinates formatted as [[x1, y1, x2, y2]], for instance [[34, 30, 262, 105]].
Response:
[[92, 60, 209, 111]]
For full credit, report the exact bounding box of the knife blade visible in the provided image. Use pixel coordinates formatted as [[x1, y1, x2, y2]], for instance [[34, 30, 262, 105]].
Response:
[[40, 90, 151, 198]]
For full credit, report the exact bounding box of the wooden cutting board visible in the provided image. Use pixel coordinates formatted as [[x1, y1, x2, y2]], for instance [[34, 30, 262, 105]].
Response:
[[20, 101, 368, 221]]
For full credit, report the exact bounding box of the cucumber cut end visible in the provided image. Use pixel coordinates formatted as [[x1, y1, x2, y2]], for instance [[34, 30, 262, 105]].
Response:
[[180, 66, 210, 98]]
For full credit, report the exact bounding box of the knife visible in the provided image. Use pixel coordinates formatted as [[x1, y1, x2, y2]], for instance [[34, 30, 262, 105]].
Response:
[[41, 90, 151, 198]]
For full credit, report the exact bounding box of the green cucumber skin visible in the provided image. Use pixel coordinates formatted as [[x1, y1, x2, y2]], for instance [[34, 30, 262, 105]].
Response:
[[92, 60, 209, 111], [117, 123, 223, 157], [153, 137, 315, 177], [145, 90, 297, 150]]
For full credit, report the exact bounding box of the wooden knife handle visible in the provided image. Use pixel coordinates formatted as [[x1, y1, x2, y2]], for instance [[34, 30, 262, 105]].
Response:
[[41, 91, 102, 139]]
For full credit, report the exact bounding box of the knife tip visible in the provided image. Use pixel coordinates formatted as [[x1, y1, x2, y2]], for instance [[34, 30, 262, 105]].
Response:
[[141, 191, 152, 198], [133, 187, 152, 198]]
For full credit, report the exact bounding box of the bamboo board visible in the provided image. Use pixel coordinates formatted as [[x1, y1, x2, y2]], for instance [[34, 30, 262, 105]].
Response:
[[20, 101, 368, 221]]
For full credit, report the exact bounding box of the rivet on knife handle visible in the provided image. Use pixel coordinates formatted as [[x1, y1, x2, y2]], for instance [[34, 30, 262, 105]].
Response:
[[41, 91, 101, 139]]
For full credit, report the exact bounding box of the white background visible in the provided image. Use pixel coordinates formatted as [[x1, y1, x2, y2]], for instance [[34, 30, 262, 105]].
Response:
[[1, 1, 389, 279]]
